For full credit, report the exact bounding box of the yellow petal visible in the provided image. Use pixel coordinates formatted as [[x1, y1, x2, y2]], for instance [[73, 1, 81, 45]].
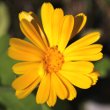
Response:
[[12, 72, 40, 90], [47, 77, 57, 107], [8, 47, 42, 61], [16, 77, 41, 99], [10, 38, 43, 55], [36, 73, 50, 104], [41, 3, 54, 47], [64, 44, 102, 56], [58, 74, 77, 100], [20, 19, 46, 51], [19, 11, 48, 47], [19, 11, 33, 22], [9, 37, 43, 62], [60, 70, 92, 89], [65, 52, 103, 61], [52, 8, 64, 46], [86, 71, 99, 85], [71, 13, 87, 38], [29, 12, 48, 47], [62, 61, 94, 74], [52, 73, 67, 100], [64, 44, 103, 61], [64, 32, 101, 54], [12, 62, 43, 75], [58, 15, 74, 52]]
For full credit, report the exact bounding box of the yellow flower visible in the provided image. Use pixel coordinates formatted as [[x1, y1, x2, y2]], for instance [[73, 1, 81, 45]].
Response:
[[8, 2, 103, 107]]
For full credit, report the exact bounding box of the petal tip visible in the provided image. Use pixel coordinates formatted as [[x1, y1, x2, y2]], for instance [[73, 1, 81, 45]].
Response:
[[41, 2, 53, 9], [19, 11, 33, 22], [76, 13, 86, 17]]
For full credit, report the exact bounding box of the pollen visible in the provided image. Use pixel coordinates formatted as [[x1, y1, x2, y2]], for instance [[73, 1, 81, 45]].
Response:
[[43, 46, 64, 73]]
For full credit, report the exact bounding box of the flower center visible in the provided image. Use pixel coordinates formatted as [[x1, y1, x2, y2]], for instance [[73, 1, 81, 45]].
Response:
[[43, 46, 64, 73]]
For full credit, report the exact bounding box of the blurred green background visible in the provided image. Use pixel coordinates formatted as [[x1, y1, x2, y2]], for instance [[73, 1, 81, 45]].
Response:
[[0, 0, 110, 110]]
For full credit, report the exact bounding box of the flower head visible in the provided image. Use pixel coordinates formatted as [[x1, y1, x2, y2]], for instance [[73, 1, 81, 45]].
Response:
[[8, 2, 103, 107]]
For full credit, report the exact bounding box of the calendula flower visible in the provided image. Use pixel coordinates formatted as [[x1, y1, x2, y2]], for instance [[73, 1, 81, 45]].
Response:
[[8, 2, 103, 107]]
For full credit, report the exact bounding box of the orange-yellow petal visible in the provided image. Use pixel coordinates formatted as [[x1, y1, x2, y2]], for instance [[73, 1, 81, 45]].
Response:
[[19, 11, 48, 47], [8, 47, 42, 61], [20, 19, 46, 51], [51, 73, 68, 100], [71, 13, 87, 37], [86, 71, 99, 85], [62, 61, 94, 74], [52, 8, 64, 46], [58, 74, 77, 100], [64, 44, 103, 56], [12, 62, 43, 75], [10, 38, 43, 55], [8, 38, 43, 62], [36, 73, 50, 104], [47, 77, 57, 107], [16, 77, 41, 99], [19, 11, 33, 22], [41, 3, 54, 47], [64, 44, 103, 61], [60, 70, 92, 89], [58, 15, 74, 52], [12, 72, 40, 90], [64, 32, 101, 54], [64, 52, 103, 61], [29, 12, 48, 47]]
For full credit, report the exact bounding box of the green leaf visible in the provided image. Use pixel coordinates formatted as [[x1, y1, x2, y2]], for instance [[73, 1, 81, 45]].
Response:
[[0, 2, 10, 37], [42, 104, 53, 110], [0, 34, 9, 55], [0, 87, 42, 110], [0, 51, 17, 86], [95, 56, 110, 77], [0, 34, 18, 85]]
